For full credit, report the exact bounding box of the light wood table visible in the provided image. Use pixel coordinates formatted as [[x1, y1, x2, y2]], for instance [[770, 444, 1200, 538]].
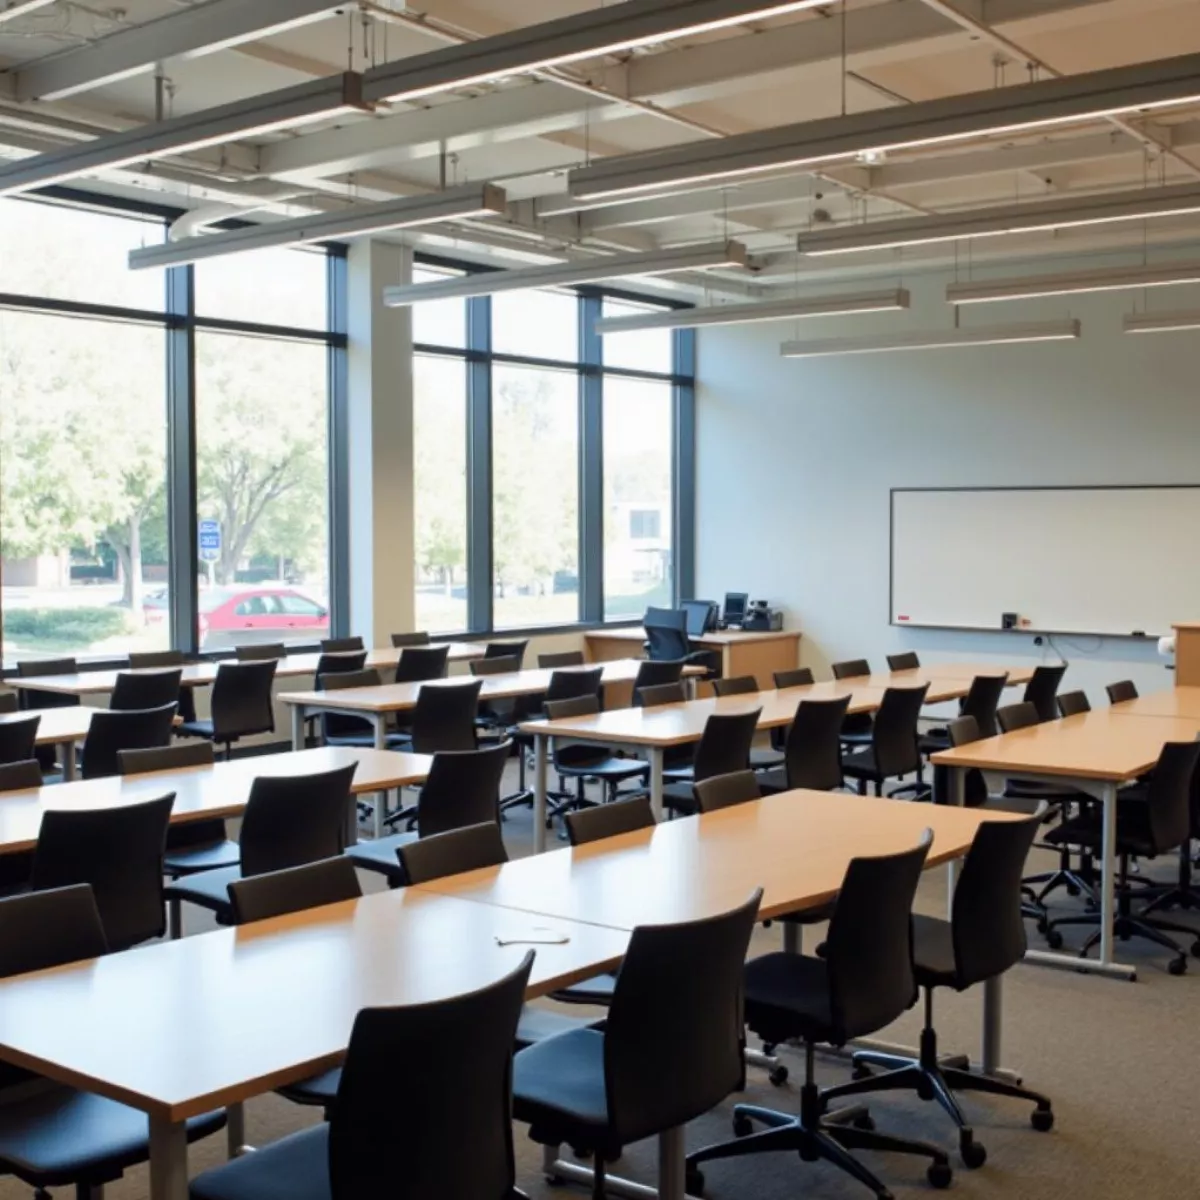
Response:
[[1108, 685, 1200, 720], [868, 664, 1035, 689], [0, 887, 631, 1200], [0, 705, 113, 781], [585, 627, 801, 692], [933, 710, 1200, 980]]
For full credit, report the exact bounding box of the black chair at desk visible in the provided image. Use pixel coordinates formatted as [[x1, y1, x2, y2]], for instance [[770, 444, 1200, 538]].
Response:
[[644, 607, 720, 679]]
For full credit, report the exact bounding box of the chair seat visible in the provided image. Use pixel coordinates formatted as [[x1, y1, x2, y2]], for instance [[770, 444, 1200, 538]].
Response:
[[750, 747, 785, 771], [163, 840, 240, 877], [662, 764, 695, 785], [0, 1085, 225, 1189], [276, 1069, 341, 1109], [841, 747, 883, 780], [550, 972, 616, 1006], [742, 952, 835, 1046], [662, 781, 699, 816], [918, 732, 950, 755], [911, 914, 958, 989], [1043, 799, 1157, 857], [163, 865, 242, 920], [344, 832, 417, 882], [556, 749, 649, 783], [191, 1124, 329, 1200], [177, 719, 216, 740], [756, 767, 790, 795], [839, 730, 874, 746], [325, 731, 410, 750], [513, 1028, 612, 1151]]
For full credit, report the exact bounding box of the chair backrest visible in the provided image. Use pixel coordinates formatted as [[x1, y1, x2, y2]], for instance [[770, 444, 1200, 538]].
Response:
[[0, 760, 42, 792], [228, 856, 362, 924], [324, 668, 382, 691], [16, 657, 78, 711], [773, 667, 814, 689], [235, 643, 286, 661], [693, 709, 761, 782], [942, 716, 989, 807], [638, 681, 687, 708], [110, 669, 183, 712], [785, 695, 851, 791], [0, 715, 40, 767], [545, 666, 604, 704], [887, 652, 920, 671], [485, 640, 528, 667], [470, 656, 521, 677], [321, 637, 365, 653], [824, 832, 931, 1043], [695, 770, 760, 812], [996, 701, 1040, 734], [1056, 690, 1090, 718], [1144, 740, 1200, 854], [950, 810, 1045, 986], [119, 741, 215, 776], [391, 631, 432, 648], [565, 795, 655, 845], [31, 793, 174, 951], [632, 658, 685, 704], [960, 673, 1008, 738], [210, 660, 278, 740], [314, 651, 369, 686], [605, 890, 762, 1146], [329, 951, 532, 1200], [544, 694, 597, 722], [1106, 679, 1139, 704], [831, 658, 870, 680], [871, 685, 929, 777], [397, 822, 509, 885], [81, 703, 177, 780], [395, 645, 450, 683], [319, 666, 382, 740], [1023, 663, 1066, 722], [411, 681, 482, 754], [644, 608, 691, 662], [418, 743, 511, 838], [0, 694, 15, 715], [712, 676, 758, 698], [239, 763, 358, 877], [539, 651, 584, 668], [129, 650, 185, 668], [0, 884, 108, 978]]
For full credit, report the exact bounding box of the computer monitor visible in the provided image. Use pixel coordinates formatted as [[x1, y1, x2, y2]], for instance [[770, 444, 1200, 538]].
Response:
[[680, 599, 718, 637], [723, 592, 749, 627]]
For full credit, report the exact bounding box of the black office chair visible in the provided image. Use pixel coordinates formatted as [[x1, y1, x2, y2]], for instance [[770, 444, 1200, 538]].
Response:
[[31, 793, 175, 951], [17, 658, 78, 773], [235, 643, 286, 661], [631, 658, 685, 705], [774, 668, 815, 689], [0, 760, 42, 792], [129, 649, 197, 722], [395, 645, 450, 683], [841, 685, 929, 797], [695, 769, 761, 812], [663, 709, 761, 817], [312, 667, 386, 749], [1056, 690, 1090, 717], [0, 715, 39, 767], [887, 652, 920, 671], [1045, 740, 1200, 974], [320, 636, 365, 653], [564, 795, 655, 846], [485, 639, 528, 665], [831, 658, 874, 747], [314, 650, 368, 684], [919, 673, 1008, 756], [392, 679, 482, 756], [539, 651, 585, 668], [110, 669, 183, 713], [189, 953, 533, 1200], [714, 678, 782, 771], [712, 676, 757, 697], [79, 703, 177, 780], [390, 630, 432, 648], [470, 656, 521, 678], [179, 660, 278, 758], [686, 834, 952, 1198], [0, 694, 15, 715], [304, 651, 368, 749], [638, 681, 687, 707], [1106, 679, 1139, 704], [829, 811, 1053, 1167], [1023, 663, 1067, 722], [758, 695, 850, 795], [514, 890, 763, 1198], [643, 607, 720, 677], [0, 886, 226, 1197], [164, 763, 357, 935], [352, 743, 510, 884], [0, 758, 43, 892]]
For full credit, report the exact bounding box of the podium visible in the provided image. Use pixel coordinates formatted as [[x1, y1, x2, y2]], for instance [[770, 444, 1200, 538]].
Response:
[[1173, 623, 1200, 686]]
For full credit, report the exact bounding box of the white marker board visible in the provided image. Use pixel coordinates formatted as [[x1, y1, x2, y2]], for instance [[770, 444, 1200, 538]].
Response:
[[890, 486, 1200, 638]]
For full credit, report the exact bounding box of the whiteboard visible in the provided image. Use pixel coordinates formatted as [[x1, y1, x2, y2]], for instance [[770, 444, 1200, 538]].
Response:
[[890, 486, 1200, 638]]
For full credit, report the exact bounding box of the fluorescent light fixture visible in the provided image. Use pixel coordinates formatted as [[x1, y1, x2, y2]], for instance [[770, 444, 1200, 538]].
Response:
[[382, 241, 749, 306], [0, 72, 370, 196], [594, 288, 909, 334], [948, 262, 1200, 305], [128, 183, 508, 270], [1122, 309, 1200, 335], [780, 320, 1082, 358], [798, 183, 1200, 257], [362, 0, 828, 104], [0, 0, 57, 25], [568, 51, 1200, 201]]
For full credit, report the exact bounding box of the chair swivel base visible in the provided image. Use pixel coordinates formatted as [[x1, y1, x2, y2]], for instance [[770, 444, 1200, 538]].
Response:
[[1045, 911, 1192, 974]]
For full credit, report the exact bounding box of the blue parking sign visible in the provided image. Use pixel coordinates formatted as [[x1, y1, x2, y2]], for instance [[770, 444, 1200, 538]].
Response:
[[198, 519, 221, 563]]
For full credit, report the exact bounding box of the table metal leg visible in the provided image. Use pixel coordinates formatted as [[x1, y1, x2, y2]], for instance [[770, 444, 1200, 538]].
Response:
[[290, 705, 306, 751], [370, 714, 389, 841], [946, 767, 966, 912], [659, 1125, 686, 1200], [148, 1113, 189, 1200], [61, 740, 76, 781], [648, 745, 664, 821], [1098, 781, 1117, 968], [782, 922, 802, 955], [533, 734, 549, 854], [226, 1101, 246, 1158]]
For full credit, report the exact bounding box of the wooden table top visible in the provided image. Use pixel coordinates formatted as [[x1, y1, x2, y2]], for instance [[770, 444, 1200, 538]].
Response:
[[0, 888, 629, 1121], [876, 664, 1035, 687], [415, 790, 1016, 928], [1109, 686, 1200, 720], [585, 627, 799, 646], [931, 710, 1200, 781], [280, 658, 704, 716], [0, 705, 109, 747], [2, 643, 483, 696], [0, 747, 431, 855]]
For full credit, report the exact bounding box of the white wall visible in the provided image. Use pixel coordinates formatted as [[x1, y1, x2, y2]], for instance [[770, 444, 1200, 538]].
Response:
[[694, 251, 1200, 704]]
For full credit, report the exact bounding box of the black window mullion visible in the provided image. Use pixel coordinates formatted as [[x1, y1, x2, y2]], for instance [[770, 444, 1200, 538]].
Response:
[[327, 249, 350, 638], [579, 293, 604, 625], [672, 328, 697, 605], [466, 295, 493, 634], [165, 266, 199, 655]]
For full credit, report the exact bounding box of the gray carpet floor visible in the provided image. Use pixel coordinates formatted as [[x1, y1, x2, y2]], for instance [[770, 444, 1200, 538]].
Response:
[[11, 770, 1200, 1200]]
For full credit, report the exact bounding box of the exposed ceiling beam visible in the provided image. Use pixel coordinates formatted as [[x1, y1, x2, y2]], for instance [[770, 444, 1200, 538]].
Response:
[[11, 0, 347, 102], [0, 0, 57, 26]]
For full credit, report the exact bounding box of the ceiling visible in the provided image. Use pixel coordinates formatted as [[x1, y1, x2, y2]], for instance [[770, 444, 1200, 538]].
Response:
[[3, 0, 1200, 300]]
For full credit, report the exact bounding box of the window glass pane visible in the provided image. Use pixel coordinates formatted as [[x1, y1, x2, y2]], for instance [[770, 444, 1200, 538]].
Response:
[[194, 247, 326, 329], [0, 311, 169, 665], [414, 354, 468, 634], [492, 365, 578, 629], [0, 197, 164, 311], [412, 266, 467, 348], [493, 288, 577, 361], [604, 377, 673, 620], [194, 333, 330, 650], [601, 298, 673, 374]]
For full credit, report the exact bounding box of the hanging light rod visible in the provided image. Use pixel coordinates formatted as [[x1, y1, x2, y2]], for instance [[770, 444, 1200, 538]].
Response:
[[361, 0, 829, 104], [568, 51, 1200, 201], [780, 319, 1082, 359], [594, 287, 909, 334], [382, 241, 749, 306], [797, 183, 1200, 257], [0, 0, 57, 25], [1122, 309, 1200, 335], [948, 261, 1200, 305], [0, 72, 371, 196]]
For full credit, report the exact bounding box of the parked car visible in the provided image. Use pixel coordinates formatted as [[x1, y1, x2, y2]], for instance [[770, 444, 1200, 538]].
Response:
[[143, 586, 328, 650]]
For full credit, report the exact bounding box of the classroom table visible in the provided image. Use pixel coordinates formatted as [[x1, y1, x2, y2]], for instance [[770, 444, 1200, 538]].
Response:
[[863, 664, 1036, 689], [932, 709, 1200, 980], [0, 705, 111, 781], [1108, 685, 1200, 720]]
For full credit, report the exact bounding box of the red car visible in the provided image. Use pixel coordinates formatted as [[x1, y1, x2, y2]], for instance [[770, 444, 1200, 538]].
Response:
[[143, 587, 329, 649]]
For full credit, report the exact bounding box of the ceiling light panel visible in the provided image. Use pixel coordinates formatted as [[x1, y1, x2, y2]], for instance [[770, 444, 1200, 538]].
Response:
[[780, 320, 1082, 358], [947, 262, 1200, 305], [1122, 309, 1200, 335]]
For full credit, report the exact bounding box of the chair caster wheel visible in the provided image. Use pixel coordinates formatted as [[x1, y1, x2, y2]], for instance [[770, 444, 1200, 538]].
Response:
[[1035, 917, 1048, 934], [916, 1078, 936, 1102], [686, 1166, 705, 1195], [762, 1042, 777, 1056], [1031, 1107, 1054, 1132], [927, 1160, 954, 1189], [852, 1113, 876, 1131], [1169, 955, 1188, 976], [768, 1064, 789, 1086], [960, 1137, 987, 1169], [851, 1064, 873, 1081], [1066, 883, 1080, 897], [1044, 929, 1064, 950], [733, 1114, 754, 1137], [1191, 939, 1200, 959]]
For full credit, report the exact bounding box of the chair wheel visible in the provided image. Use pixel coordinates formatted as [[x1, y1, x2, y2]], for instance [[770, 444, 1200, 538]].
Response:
[[927, 1160, 953, 1189], [1169, 955, 1188, 976], [960, 1138, 987, 1169], [1045, 929, 1064, 950], [852, 1064, 873, 1081], [733, 1114, 754, 1137], [1190, 939, 1200, 959], [768, 1064, 789, 1086], [1066, 883, 1080, 896], [1035, 917, 1048, 934], [1031, 1107, 1054, 1132], [853, 1113, 876, 1131], [916, 1077, 936, 1102], [686, 1166, 705, 1195]]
